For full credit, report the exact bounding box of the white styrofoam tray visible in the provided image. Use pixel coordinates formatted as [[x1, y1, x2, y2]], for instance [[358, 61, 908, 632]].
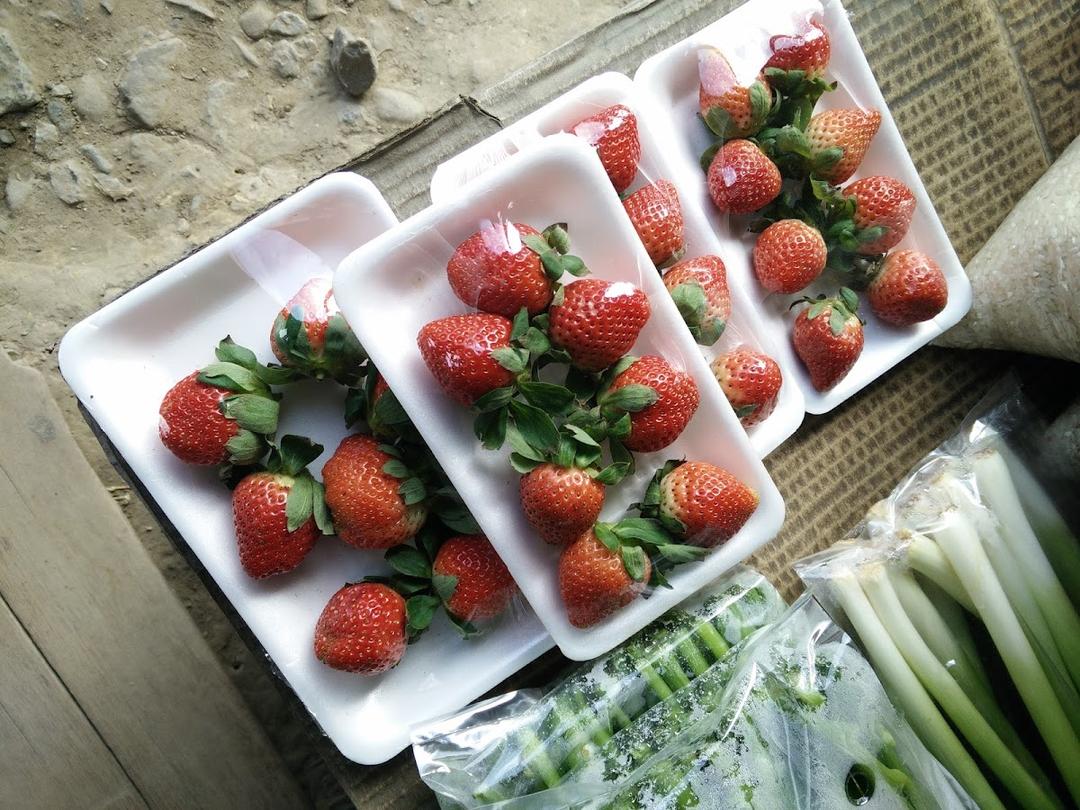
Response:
[[334, 137, 785, 661], [431, 72, 806, 458], [634, 0, 971, 413], [58, 173, 555, 765]]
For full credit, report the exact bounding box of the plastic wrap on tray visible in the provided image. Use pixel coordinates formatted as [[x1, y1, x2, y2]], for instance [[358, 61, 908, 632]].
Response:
[[796, 379, 1080, 810], [411, 566, 786, 808]]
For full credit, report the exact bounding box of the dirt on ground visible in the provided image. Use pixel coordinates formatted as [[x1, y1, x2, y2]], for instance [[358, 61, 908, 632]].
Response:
[[0, 0, 631, 803]]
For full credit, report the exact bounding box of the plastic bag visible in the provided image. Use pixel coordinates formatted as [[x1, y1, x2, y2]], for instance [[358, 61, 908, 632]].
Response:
[[796, 379, 1080, 810], [411, 567, 786, 808]]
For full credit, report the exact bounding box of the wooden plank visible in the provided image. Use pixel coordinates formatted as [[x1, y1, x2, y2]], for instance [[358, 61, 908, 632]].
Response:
[[0, 352, 308, 810], [0, 592, 147, 810]]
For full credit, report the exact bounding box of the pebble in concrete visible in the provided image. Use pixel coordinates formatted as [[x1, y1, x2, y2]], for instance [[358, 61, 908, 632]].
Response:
[[49, 160, 90, 206], [33, 121, 61, 159], [0, 129, 15, 146], [270, 41, 301, 78], [119, 37, 186, 128], [329, 27, 376, 98], [239, 2, 274, 40], [47, 99, 77, 134], [269, 11, 307, 37], [80, 144, 113, 173], [305, 0, 329, 20], [0, 29, 39, 115], [72, 74, 112, 122]]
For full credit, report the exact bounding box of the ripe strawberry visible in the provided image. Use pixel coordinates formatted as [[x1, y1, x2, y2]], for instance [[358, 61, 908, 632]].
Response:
[[432, 534, 517, 622], [698, 47, 771, 138], [572, 103, 640, 193], [519, 463, 606, 545], [711, 347, 783, 426], [446, 221, 554, 317], [314, 582, 407, 674], [270, 277, 366, 385], [622, 180, 685, 266], [867, 250, 948, 326], [548, 279, 650, 372], [604, 355, 700, 453], [417, 314, 515, 406], [805, 108, 881, 184], [662, 255, 731, 346], [792, 288, 864, 391], [765, 19, 831, 77], [752, 219, 827, 294], [656, 461, 758, 547], [842, 176, 916, 255], [159, 338, 282, 466], [232, 435, 331, 579], [706, 139, 782, 215], [559, 529, 650, 628], [322, 434, 427, 549]]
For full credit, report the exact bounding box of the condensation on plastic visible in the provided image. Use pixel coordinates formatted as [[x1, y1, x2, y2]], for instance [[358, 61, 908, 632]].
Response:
[[411, 567, 787, 809], [334, 135, 785, 661], [413, 567, 974, 809]]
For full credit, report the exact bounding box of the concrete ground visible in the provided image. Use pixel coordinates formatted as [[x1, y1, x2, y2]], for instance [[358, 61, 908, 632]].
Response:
[[0, 0, 632, 804]]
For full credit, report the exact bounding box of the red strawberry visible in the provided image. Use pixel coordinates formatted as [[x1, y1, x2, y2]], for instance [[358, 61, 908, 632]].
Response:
[[559, 529, 650, 628], [446, 221, 554, 317], [159, 338, 281, 466], [622, 180, 685, 266], [519, 463, 606, 546], [805, 108, 881, 184], [548, 279, 650, 372], [572, 103, 640, 193], [322, 434, 427, 549], [698, 47, 771, 138], [656, 461, 758, 547], [707, 139, 782, 215], [765, 19, 831, 77], [663, 255, 731, 346], [432, 534, 517, 622], [867, 250, 948, 326], [604, 355, 700, 453], [232, 435, 331, 579], [842, 176, 916, 255], [314, 582, 407, 674], [417, 314, 515, 406], [711, 347, 783, 426], [752, 219, 827, 294], [270, 277, 366, 385], [792, 288, 864, 391]]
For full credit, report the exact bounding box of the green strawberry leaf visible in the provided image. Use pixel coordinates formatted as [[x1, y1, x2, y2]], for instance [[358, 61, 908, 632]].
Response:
[[608, 412, 632, 440], [735, 404, 758, 419], [839, 286, 860, 315], [434, 503, 481, 535], [284, 474, 314, 533], [748, 80, 771, 130], [473, 407, 508, 450], [311, 480, 333, 535], [612, 517, 675, 547], [857, 225, 887, 244], [601, 384, 658, 413], [510, 452, 543, 474], [447, 613, 481, 639], [398, 477, 427, 505], [564, 367, 598, 399], [382, 459, 410, 479], [473, 386, 515, 413], [343, 386, 366, 428], [564, 423, 601, 448], [491, 347, 529, 374], [703, 106, 735, 138], [669, 282, 707, 326], [199, 362, 266, 395], [506, 425, 546, 461], [594, 523, 620, 553], [542, 223, 570, 254], [510, 307, 530, 341], [387, 545, 431, 578], [433, 573, 458, 603], [621, 545, 649, 582], [224, 430, 265, 466], [574, 444, 603, 470], [519, 381, 575, 413], [221, 393, 279, 434], [406, 594, 440, 635], [694, 317, 725, 347], [391, 575, 431, 597], [215, 336, 259, 370], [561, 255, 588, 277], [609, 437, 635, 474], [508, 400, 559, 453], [593, 462, 630, 486], [520, 327, 551, 357], [655, 544, 707, 564], [699, 142, 721, 174], [278, 434, 323, 476]]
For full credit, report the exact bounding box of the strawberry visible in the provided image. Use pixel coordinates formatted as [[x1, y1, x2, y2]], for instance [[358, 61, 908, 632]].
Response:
[[432, 534, 517, 622], [270, 277, 366, 385], [842, 176, 916, 255], [159, 338, 286, 466], [706, 139, 782, 215], [417, 314, 516, 406], [791, 287, 864, 391], [314, 582, 407, 674], [519, 462, 606, 545], [662, 255, 731, 346], [622, 180, 685, 266], [711, 347, 783, 426], [805, 108, 881, 184], [866, 250, 948, 326], [572, 103, 640, 193], [322, 434, 427, 549], [559, 529, 650, 628], [603, 355, 700, 453], [765, 19, 831, 77], [548, 279, 650, 372], [752, 219, 827, 294], [698, 47, 771, 139], [649, 461, 758, 548], [447, 221, 554, 318], [232, 435, 332, 579]]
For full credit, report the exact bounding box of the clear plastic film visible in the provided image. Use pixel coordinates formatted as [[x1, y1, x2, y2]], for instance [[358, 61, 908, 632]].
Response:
[[795, 378, 1080, 809], [411, 566, 786, 808]]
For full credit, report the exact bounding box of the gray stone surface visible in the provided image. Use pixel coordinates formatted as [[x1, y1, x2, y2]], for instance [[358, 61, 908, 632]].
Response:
[[329, 27, 376, 97], [371, 86, 423, 123], [0, 29, 39, 115], [270, 41, 301, 79], [48, 160, 90, 205], [47, 100, 77, 134], [32, 121, 61, 159], [80, 144, 114, 174], [164, 0, 217, 19], [305, 0, 329, 20], [0, 129, 15, 146], [239, 2, 275, 39], [269, 10, 307, 36], [118, 37, 186, 128], [71, 75, 112, 122], [5, 173, 35, 211]]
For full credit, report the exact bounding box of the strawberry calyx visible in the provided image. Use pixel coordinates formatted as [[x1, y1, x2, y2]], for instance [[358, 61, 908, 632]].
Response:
[[667, 280, 725, 346], [272, 305, 367, 386], [264, 434, 334, 535], [791, 286, 863, 335], [701, 77, 772, 141], [593, 516, 706, 590], [521, 223, 589, 283]]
